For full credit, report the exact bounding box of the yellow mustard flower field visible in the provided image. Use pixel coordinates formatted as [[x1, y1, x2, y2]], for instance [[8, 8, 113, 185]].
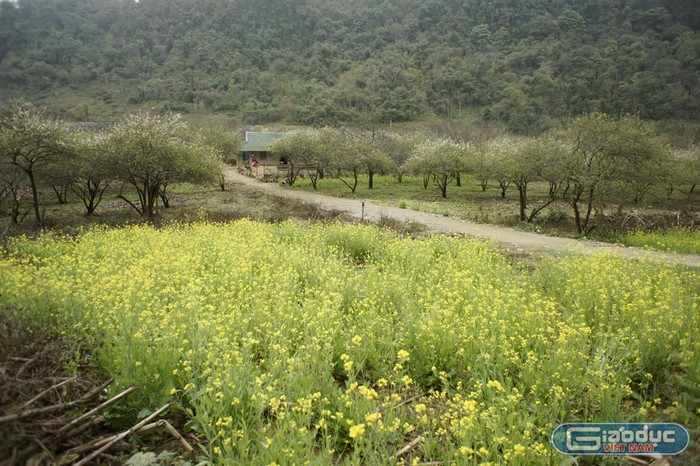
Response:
[[0, 221, 698, 465]]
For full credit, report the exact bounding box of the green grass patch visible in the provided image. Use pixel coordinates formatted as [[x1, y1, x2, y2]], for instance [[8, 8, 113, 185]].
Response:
[[614, 227, 700, 255], [291, 174, 529, 224]]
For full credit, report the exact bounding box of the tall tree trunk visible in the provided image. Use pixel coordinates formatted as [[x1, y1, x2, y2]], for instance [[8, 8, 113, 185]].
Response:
[[549, 181, 561, 199], [8, 187, 25, 224], [52, 185, 69, 204], [582, 187, 595, 235], [11, 198, 20, 224], [518, 184, 527, 221], [437, 174, 448, 198], [573, 201, 582, 234], [498, 180, 509, 198], [368, 170, 374, 189], [146, 183, 160, 218], [26, 169, 42, 224], [285, 163, 298, 186], [72, 179, 107, 215], [338, 169, 359, 193]]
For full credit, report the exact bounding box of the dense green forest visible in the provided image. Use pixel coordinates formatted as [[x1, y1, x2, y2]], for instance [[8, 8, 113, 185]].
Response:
[[0, 0, 699, 132]]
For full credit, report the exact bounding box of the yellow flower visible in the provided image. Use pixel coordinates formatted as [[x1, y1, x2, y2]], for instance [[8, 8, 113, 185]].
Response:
[[397, 349, 410, 360], [487, 380, 504, 392], [352, 335, 362, 345], [349, 423, 366, 439]]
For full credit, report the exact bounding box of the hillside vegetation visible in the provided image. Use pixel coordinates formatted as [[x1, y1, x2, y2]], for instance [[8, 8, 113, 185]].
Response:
[[0, 0, 699, 131]]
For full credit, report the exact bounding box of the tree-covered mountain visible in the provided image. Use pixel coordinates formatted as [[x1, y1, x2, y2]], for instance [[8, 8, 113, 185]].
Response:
[[0, 0, 698, 132]]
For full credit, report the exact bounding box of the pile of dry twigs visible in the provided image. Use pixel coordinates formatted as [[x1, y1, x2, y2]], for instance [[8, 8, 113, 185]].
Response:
[[1, 378, 193, 465], [0, 317, 194, 465]]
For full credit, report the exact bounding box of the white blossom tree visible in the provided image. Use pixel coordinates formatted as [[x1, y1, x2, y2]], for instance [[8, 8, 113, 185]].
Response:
[[405, 138, 469, 198], [107, 113, 222, 218]]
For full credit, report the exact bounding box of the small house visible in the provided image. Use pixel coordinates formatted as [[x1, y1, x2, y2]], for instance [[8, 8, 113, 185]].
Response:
[[238, 131, 286, 180], [239, 131, 285, 167]]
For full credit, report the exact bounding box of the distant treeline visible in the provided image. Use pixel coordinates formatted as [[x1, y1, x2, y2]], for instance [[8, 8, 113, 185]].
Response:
[[0, 0, 698, 131]]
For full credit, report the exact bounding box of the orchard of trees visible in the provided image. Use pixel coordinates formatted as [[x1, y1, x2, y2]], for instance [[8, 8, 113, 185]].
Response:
[[1, 98, 698, 236], [269, 114, 699, 235], [0, 0, 698, 132], [0, 100, 234, 224]]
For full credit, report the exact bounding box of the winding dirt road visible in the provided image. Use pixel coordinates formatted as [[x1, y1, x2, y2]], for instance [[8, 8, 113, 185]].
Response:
[[226, 169, 700, 268]]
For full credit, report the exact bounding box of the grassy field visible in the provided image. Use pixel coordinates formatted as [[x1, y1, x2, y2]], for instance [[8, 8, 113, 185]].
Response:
[[1, 221, 698, 464], [611, 227, 700, 255], [290, 174, 550, 224], [3, 165, 698, 255], [0, 180, 350, 238], [288, 174, 700, 252]]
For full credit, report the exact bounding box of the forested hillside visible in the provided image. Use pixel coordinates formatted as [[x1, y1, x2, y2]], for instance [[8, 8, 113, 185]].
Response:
[[0, 0, 698, 132]]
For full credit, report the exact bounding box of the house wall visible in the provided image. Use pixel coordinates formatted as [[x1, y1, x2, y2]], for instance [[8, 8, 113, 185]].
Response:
[[238, 151, 287, 167]]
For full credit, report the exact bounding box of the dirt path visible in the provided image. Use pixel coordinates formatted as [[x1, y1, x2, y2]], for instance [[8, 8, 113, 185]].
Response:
[[226, 170, 700, 268]]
